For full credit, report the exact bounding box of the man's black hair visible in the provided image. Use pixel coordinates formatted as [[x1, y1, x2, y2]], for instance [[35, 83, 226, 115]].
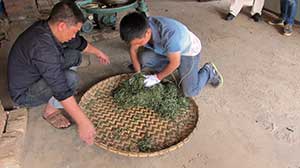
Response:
[[48, 0, 85, 26], [119, 12, 149, 42]]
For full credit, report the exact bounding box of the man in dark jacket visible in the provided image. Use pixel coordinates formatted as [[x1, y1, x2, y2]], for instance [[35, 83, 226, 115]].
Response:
[[8, 1, 110, 145]]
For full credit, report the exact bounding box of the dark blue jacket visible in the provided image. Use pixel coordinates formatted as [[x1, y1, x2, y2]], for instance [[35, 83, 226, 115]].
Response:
[[8, 20, 87, 104]]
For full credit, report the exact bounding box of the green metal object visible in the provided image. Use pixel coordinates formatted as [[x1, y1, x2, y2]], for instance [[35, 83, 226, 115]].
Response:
[[137, 0, 148, 15], [76, 0, 148, 32], [77, 0, 139, 14], [82, 19, 94, 33], [96, 13, 117, 29]]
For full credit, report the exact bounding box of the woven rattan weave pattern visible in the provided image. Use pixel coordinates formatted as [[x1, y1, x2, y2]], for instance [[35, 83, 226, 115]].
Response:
[[79, 74, 199, 157]]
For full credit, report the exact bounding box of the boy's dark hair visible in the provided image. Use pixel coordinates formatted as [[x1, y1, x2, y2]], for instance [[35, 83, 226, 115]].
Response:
[[48, 0, 85, 26], [120, 12, 149, 42]]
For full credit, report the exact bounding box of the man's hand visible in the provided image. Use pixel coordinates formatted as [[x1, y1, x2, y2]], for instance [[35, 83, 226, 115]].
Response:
[[78, 119, 96, 145], [60, 96, 96, 145], [83, 43, 110, 65], [144, 74, 161, 87], [96, 52, 110, 64]]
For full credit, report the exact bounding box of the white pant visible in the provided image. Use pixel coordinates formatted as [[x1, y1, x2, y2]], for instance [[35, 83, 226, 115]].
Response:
[[229, 0, 265, 16]]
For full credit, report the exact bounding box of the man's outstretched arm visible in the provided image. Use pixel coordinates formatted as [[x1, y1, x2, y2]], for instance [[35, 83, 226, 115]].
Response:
[[83, 43, 110, 64], [60, 96, 95, 145]]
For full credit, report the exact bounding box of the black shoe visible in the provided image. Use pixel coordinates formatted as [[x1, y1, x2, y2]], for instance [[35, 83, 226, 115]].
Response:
[[251, 13, 261, 22], [225, 13, 235, 21], [268, 19, 285, 26]]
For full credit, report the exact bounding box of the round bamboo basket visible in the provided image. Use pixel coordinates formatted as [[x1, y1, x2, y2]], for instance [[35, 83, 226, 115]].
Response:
[[79, 74, 199, 157]]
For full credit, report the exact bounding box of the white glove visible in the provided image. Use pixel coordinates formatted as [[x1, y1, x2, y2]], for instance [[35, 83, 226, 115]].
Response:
[[143, 74, 161, 87]]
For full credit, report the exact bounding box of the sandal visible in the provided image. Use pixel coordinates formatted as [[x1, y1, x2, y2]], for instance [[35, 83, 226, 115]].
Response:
[[43, 110, 72, 129]]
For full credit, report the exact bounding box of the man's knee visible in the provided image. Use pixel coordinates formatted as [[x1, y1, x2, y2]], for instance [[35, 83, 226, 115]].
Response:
[[181, 83, 199, 97], [65, 70, 79, 90], [63, 49, 82, 69]]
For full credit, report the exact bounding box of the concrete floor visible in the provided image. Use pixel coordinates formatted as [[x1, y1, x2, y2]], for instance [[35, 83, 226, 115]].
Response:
[[1, 0, 300, 167]]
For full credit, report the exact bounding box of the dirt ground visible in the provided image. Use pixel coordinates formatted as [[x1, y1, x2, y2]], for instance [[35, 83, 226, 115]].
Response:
[[1, 0, 300, 168]]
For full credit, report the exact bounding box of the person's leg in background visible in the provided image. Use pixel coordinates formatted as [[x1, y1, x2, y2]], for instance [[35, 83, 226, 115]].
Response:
[[286, 0, 298, 25], [268, 0, 288, 32], [281, 0, 289, 22], [226, 0, 258, 21], [270, 0, 298, 36], [226, 0, 245, 21], [250, 0, 265, 22], [283, 0, 298, 36]]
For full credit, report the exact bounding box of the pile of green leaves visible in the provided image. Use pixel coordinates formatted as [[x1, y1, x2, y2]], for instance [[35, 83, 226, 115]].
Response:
[[113, 73, 189, 119]]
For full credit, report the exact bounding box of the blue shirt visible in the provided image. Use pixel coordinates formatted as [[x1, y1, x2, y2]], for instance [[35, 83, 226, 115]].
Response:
[[145, 16, 201, 57]]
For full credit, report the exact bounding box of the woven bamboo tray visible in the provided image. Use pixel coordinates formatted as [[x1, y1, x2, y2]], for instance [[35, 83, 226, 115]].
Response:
[[79, 74, 199, 157]]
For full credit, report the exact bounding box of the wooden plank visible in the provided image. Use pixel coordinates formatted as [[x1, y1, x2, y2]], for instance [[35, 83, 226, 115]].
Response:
[[0, 108, 28, 168]]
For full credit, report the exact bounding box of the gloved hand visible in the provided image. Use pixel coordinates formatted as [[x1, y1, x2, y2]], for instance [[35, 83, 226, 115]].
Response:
[[143, 74, 161, 87]]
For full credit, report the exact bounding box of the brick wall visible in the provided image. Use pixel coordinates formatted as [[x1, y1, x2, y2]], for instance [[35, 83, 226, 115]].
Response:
[[2, 0, 39, 20], [37, 0, 60, 12]]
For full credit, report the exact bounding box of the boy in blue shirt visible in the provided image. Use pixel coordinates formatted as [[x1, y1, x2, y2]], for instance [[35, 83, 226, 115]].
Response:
[[119, 12, 223, 97]]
